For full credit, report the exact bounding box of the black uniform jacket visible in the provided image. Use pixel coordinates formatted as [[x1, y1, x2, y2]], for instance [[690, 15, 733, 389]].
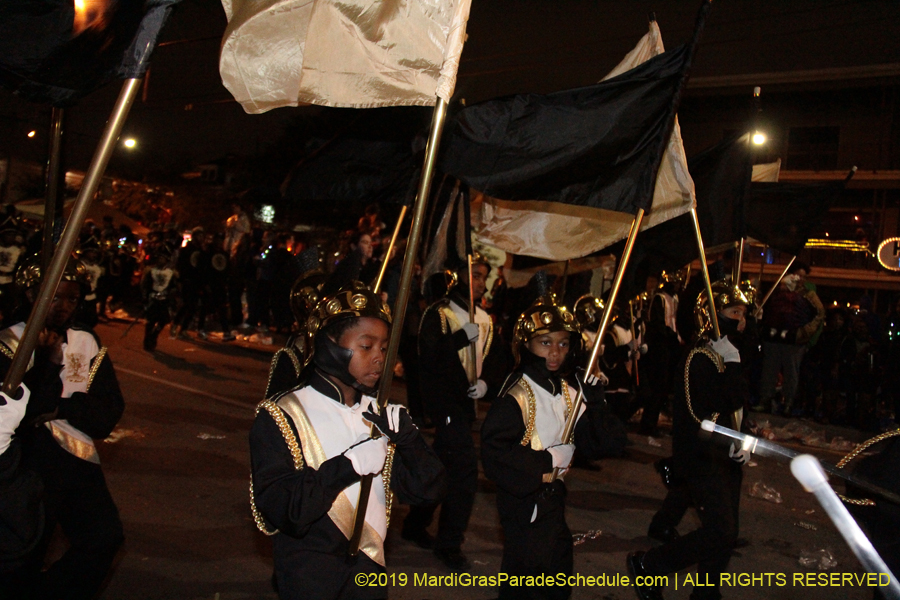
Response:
[[250, 371, 446, 600], [417, 290, 504, 425], [1, 325, 122, 565], [481, 364, 627, 524], [12, 326, 124, 484], [671, 346, 745, 478]]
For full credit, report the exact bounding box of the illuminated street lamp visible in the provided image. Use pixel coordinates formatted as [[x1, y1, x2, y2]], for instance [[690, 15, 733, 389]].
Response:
[[123, 138, 137, 149], [27, 130, 36, 138], [752, 131, 767, 145]]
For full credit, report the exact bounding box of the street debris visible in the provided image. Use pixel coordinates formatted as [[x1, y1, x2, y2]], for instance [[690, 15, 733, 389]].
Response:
[[573, 529, 603, 546], [798, 548, 838, 571], [749, 420, 861, 452], [104, 428, 146, 443], [749, 481, 783, 504]]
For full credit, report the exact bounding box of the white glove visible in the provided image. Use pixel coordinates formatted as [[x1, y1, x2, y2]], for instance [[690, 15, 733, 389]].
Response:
[[546, 443, 575, 470], [461, 322, 479, 342], [638, 343, 648, 355], [467, 379, 488, 399], [584, 371, 610, 387], [343, 435, 388, 476], [729, 443, 751, 465], [0, 385, 30, 456], [709, 336, 740, 364]]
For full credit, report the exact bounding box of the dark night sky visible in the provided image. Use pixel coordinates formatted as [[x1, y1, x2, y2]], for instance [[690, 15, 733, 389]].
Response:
[[1, 0, 898, 176]]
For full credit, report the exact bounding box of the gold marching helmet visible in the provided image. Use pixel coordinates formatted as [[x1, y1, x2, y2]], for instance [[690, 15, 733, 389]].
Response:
[[305, 280, 392, 339], [441, 269, 459, 294], [469, 250, 491, 270], [15, 254, 89, 290], [736, 278, 758, 307], [290, 269, 328, 327], [512, 292, 580, 364], [659, 269, 685, 289], [573, 294, 605, 332], [694, 278, 755, 337]]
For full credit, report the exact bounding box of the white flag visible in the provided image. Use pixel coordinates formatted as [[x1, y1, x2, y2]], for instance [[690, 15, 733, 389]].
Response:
[[471, 21, 696, 262], [220, 0, 471, 114], [752, 159, 781, 182]]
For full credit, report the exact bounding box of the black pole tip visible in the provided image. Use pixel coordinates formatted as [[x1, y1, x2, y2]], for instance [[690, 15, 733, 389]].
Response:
[[648, 12, 656, 22]]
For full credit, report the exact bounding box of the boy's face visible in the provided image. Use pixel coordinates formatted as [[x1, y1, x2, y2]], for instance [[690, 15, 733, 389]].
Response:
[[526, 330, 571, 372], [465, 264, 490, 302], [47, 281, 81, 330], [338, 317, 389, 390]]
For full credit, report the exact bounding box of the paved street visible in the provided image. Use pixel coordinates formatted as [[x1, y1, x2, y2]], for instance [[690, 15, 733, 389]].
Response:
[[87, 321, 880, 600]]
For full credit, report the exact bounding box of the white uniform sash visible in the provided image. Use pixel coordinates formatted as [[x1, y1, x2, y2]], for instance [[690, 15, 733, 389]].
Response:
[[277, 385, 389, 566]]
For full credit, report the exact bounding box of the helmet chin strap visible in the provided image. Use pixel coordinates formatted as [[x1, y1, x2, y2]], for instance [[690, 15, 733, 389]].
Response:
[[313, 335, 378, 397], [716, 312, 742, 338]]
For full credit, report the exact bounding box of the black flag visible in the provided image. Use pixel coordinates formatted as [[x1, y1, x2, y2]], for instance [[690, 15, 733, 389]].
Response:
[[614, 132, 753, 295], [0, 0, 179, 106], [439, 43, 694, 215], [744, 181, 844, 256]]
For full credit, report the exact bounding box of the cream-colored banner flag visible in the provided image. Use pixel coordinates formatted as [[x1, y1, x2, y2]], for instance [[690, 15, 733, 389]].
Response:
[[472, 21, 696, 262], [220, 0, 472, 114], [752, 159, 781, 182]]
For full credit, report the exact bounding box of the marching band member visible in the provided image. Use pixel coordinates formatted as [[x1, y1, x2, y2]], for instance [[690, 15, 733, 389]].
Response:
[[482, 291, 626, 599], [4, 256, 125, 599], [250, 281, 446, 600], [401, 253, 499, 571], [629, 279, 753, 600]]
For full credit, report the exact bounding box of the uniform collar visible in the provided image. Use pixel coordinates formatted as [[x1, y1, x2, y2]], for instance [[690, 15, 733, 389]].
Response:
[[521, 362, 562, 396], [309, 369, 354, 405]]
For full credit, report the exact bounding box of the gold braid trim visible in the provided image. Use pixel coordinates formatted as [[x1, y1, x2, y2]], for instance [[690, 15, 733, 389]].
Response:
[[519, 380, 537, 447], [266, 348, 302, 398], [250, 400, 305, 536], [518, 378, 574, 446], [684, 347, 724, 425], [0, 342, 13, 360], [483, 320, 494, 358], [86, 347, 107, 392], [834, 429, 900, 507], [561, 380, 574, 443], [382, 443, 395, 528]]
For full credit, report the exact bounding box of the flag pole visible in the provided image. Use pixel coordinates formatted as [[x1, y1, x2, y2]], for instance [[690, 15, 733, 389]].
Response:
[[550, 208, 644, 481], [691, 206, 721, 339], [754, 256, 795, 317], [733, 238, 744, 283], [348, 97, 449, 556], [373, 205, 407, 293], [1, 78, 143, 399], [461, 189, 477, 384], [629, 298, 639, 387], [465, 254, 477, 385], [551, 0, 712, 481], [42, 107, 65, 274]]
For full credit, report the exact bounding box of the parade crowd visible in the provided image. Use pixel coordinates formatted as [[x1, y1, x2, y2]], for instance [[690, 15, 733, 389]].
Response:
[[0, 201, 898, 600]]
